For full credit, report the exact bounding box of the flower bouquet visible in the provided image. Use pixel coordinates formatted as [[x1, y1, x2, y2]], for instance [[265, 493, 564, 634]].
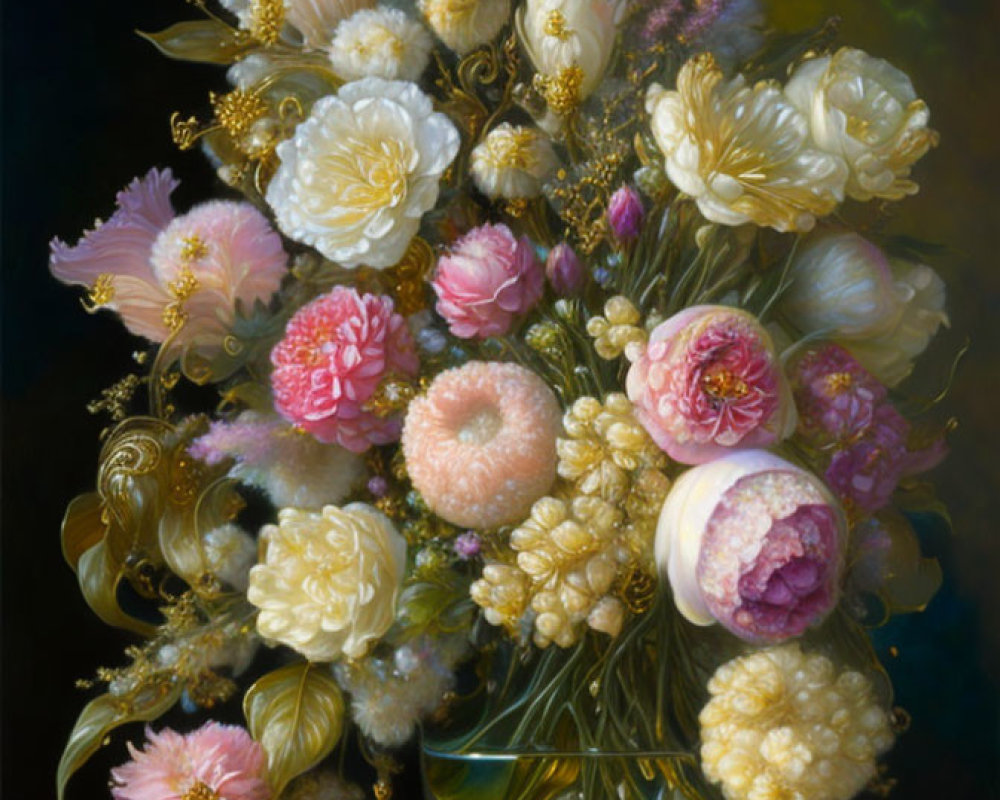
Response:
[[51, 1, 957, 799]]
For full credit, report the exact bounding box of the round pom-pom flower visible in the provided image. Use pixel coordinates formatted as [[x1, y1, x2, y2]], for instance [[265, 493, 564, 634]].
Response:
[[111, 722, 270, 800], [432, 223, 544, 339], [700, 645, 894, 800], [328, 7, 433, 82], [418, 0, 510, 55], [470, 123, 557, 200], [402, 361, 561, 528], [656, 450, 846, 642], [626, 305, 796, 464], [270, 286, 418, 452], [248, 503, 406, 662]]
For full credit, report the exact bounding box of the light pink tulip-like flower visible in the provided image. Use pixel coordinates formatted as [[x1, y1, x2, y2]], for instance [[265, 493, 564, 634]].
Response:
[[626, 305, 796, 464], [111, 722, 270, 800], [49, 170, 288, 353], [656, 450, 846, 643], [270, 286, 419, 452], [432, 223, 544, 339]]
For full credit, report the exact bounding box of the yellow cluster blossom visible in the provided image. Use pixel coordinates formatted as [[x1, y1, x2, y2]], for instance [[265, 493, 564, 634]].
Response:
[[585, 296, 647, 359]]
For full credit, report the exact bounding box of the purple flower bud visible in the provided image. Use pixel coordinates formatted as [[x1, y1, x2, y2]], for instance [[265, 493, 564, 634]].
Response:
[[545, 243, 585, 296], [453, 532, 481, 560], [367, 475, 389, 498], [607, 185, 645, 242]]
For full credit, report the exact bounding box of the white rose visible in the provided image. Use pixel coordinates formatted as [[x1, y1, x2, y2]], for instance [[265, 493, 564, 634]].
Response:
[[845, 259, 949, 386], [470, 123, 557, 199], [266, 78, 460, 268], [248, 503, 407, 661], [782, 231, 904, 339], [516, 0, 624, 114], [646, 54, 847, 232], [785, 47, 938, 202], [418, 0, 511, 55], [329, 8, 433, 82]]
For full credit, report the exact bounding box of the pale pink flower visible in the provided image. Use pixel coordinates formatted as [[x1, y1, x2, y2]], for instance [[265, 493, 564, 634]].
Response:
[[402, 361, 560, 528], [657, 450, 845, 643], [626, 305, 796, 464], [111, 722, 270, 800], [49, 168, 179, 341], [270, 286, 419, 452], [432, 223, 544, 339], [50, 171, 288, 355]]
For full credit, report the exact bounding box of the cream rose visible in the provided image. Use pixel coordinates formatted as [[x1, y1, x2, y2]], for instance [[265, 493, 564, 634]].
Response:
[[266, 78, 460, 268], [785, 47, 938, 202], [328, 8, 433, 82], [248, 503, 407, 661], [646, 53, 847, 232], [418, 0, 511, 55], [470, 123, 557, 199], [517, 0, 624, 114]]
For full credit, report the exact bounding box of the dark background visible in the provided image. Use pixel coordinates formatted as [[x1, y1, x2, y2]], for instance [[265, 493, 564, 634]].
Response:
[[2, 1, 999, 798]]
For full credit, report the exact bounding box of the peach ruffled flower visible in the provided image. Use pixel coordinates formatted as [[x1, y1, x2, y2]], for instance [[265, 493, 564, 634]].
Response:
[[402, 361, 560, 528], [432, 223, 544, 339], [626, 305, 796, 464], [270, 286, 418, 452], [49, 170, 288, 354], [111, 722, 270, 800]]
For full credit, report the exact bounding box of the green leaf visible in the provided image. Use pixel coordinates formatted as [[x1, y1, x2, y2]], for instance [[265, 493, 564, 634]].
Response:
[[77, 542, 156, 637], [137, 20, 255, 65], [244, 662, 345, 795], [61, 492, 106, 571], [57, 683, 181, 800]]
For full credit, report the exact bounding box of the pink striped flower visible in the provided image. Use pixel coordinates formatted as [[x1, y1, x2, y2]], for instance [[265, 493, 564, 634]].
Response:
[[111, 722, 270, 800], [432, 223, 543, 339], [626, 305, 796, 464], [270, 286, 418, 452]]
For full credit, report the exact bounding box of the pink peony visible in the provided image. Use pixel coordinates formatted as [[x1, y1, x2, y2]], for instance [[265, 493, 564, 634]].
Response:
[[432, 223, 543, 339], [270, 286, 419, 452], [402, 361, 560, 528], [111, 722, 270, 800], [656, 450, 846, 643], [626, 305, 796, 464], [50, 171, 288, 354]]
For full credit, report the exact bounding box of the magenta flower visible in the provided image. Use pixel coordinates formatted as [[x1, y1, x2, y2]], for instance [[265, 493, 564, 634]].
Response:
[[656, 450, 845, 643], [111, 722, 270, 800], [432, 223, 543, 339], [825, 405, 947, 515], [270, 286, 419, 452], [545, 242, 584, 296], [789, 343, 887, 446], [50, 170, 288, 355], [453, 531, 482, 560], [606, 185, 645, 242], [626, 305, 796, 464]]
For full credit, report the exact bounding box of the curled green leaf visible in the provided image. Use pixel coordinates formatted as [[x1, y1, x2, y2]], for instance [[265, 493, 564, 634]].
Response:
[[244, 662, 345, 795], [137, 20, 255, 65]]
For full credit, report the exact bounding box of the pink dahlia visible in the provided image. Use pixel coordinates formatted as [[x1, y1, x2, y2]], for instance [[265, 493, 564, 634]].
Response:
[[432, 223, 544, 339], [270, 286, 418, 452], [111, 722, 270, 800], [626, 305, 796, 464], [402, 361, 560, 528], [657, 450, 846, 643]]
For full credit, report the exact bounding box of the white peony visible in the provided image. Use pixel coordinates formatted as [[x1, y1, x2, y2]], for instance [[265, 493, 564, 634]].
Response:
[[470, 123, 557, 199], [700, 645, 894, 800], [517, 0, 624, 113], [328, 8, 433, 82], [646, 53, 848, 232], [418, 0, 511, 56], [266, 78, 460, 268], [785, 47, 938, 202], [845, 259, 949, 386], [202, 524, 258, 592], [248, 503, 407, 662]]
